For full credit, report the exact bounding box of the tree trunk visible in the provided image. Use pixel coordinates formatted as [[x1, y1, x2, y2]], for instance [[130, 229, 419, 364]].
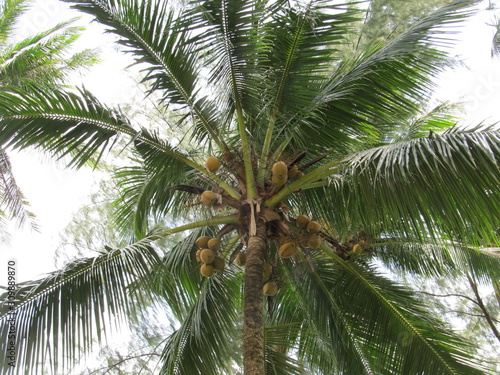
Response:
[[243, 218, 267, 375]]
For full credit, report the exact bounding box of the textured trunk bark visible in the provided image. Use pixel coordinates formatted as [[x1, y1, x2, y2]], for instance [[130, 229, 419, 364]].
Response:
[[243, 218, 267, 375]]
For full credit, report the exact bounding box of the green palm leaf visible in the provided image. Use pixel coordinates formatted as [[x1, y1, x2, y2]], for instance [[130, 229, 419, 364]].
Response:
[[0, 148, 37, 231], [276, 0, 476, 156], [0, 240, 161, 374], [61, 0, 228, 150], [0, 86, 132, 167], [0, 0, 28, 44], [293, 248, 489, 374], [148, 231, 243, 374], [290, 129, 500, 245]]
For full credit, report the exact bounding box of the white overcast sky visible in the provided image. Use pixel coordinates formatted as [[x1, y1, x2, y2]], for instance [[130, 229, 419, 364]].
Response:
[[2, 0, 500, 283]]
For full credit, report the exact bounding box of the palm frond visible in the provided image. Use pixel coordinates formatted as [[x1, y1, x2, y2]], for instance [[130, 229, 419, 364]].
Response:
[[113, 130, 198, 237], [61, 0, 228, 150], [280, 0, 477, 156], [297, 129, 500, 245], [315, 247, 490, 374], [159, 269, 243, 375], [0, 21, 85, 88], [0, 0, 28, 44], [372, 240, 500, 284], [0, 86, 133, 168], [0, 148, 37, 230], [275, 253, 377, 374], [261, 1, 360, 150], [0, 240, 161, 375]]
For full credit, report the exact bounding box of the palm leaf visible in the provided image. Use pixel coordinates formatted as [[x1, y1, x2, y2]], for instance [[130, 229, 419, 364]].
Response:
[[294, 129, 500, 246], [0, 240, 161, 375], [0, 86, 133, 167], [128, 228, 243, 375], [261, 1, 361, 149], [0, 0, 28, 44], [0, 148, 37, 230], [372, 240, 500, 284], [0, 21, 85, 87], [276, 253, 377, 374], [61, 0, 228, 150], [333, 261, 489, 374], [277, 0, 477, 156]]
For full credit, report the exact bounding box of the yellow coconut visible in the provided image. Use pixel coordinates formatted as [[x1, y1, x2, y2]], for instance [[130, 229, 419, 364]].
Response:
[[263, 263, 273, 281], [279, 242, 296, 258], [353, 244, 362, 254], [205, 156, 220, 172], [306, 221, 322, 234], [296, 214, 310, 229], [308, 235, 322, 249], [200, 191, 217, 206], [195, 249, 202, 262], [207, 238, 221, 251], [212, 257, 225, 271], [195, 236, 211, 249], [200, 264, 215, 277], [295, 171, 304, 179], [200, 249, 216, 264], [235, 252, 247, 266], [263, 281, 278, 296]]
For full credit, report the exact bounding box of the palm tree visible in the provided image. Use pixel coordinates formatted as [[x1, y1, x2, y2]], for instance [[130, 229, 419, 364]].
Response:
[[0, 0, 98, 238], [1, 0, 500, 374]]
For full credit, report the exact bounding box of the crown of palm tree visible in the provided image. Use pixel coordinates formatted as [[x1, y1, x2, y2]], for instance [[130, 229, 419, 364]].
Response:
[[1, 0, 500, 374]]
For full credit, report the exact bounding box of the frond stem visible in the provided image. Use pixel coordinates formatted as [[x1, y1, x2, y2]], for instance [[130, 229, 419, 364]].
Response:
[[154, 215, 239, 240]]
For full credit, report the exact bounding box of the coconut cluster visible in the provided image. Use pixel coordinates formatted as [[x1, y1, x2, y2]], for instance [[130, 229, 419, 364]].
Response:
[[276, 215, 323, 260], [195, 236, 225, 277]]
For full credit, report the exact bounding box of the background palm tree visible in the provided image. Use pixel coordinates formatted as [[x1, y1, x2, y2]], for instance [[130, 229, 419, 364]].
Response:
[[0, 0, 98, 240], [1, 0, 500, 374]]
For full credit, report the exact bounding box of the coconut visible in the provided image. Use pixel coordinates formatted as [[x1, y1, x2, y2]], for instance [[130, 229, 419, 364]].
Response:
[[272, 161, 288, 187], [296, 214, 310, 229], [212, 257, 225, 271], [308, 235, 322, 249], [200, 191, 217, 206], [195, 236, 211, 249], [263, 281, 278, 296], [235, 252, 247, 266], [288, 164, 299, 179], [295, 171, 304, 179], [272, 174, 287, 187], [195, 249, 202, 262], [272, 161, 288, 178], [353, 244, 362, 254], [207, 238, 221, 251], [263, 263, 273, 281], [306, 221, 322, 234], [279, 242, 296, 258], [200, 249, 216, 264], [200, 264, 215, 277], [205, 156, 220, 173]]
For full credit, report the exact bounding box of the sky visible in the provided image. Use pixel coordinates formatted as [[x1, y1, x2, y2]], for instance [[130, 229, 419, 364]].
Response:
[[2, 0, 500, 284]]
